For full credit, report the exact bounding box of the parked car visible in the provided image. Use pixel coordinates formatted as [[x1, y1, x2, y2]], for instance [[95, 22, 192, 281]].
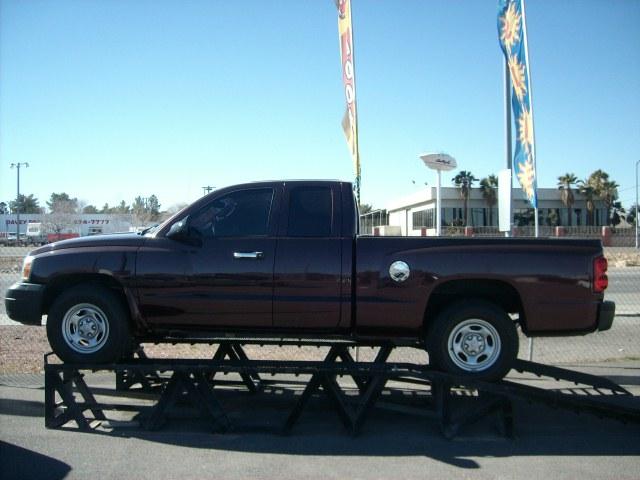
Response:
[[4, 180, 615, 381], [0, 232, 18, 246]]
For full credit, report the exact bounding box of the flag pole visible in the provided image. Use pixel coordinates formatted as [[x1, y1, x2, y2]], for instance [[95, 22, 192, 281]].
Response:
[[521, 0, 538, 238], [520, 0, 537, 359], [352, 9, 361, 206], [351, 3, 360, 364], [503, 56, 512, 238]]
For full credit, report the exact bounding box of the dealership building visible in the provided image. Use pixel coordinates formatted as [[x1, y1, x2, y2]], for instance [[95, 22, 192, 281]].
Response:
[[361, 186, 611, 237]]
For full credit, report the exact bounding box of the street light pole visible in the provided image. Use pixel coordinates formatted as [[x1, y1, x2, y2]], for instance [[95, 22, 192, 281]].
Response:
[[436, 170, 442, 236], [420, 153, 457, 237], [504, 55, 513, 238], [635, 160, 640, 250], [10, 162, 29, 241]]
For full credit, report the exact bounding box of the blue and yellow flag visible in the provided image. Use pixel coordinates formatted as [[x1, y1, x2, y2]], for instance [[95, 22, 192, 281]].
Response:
[[498, 0, 537, 208]]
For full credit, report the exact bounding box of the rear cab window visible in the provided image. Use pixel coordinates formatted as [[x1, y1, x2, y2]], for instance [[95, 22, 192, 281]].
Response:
[[287, 186, 333, 237]]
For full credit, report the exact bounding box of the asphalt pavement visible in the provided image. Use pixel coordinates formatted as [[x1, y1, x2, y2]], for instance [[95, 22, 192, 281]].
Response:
[[606, 267, 640, 315], [1, 364, 639, 480]]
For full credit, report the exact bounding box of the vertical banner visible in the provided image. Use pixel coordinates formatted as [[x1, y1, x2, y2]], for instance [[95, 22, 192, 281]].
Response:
[[497, 0, 538, 208], [336, 0, 361, 203]]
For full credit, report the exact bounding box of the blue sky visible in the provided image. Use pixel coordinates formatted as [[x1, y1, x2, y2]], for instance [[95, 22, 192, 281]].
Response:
[[1, 0, 639, 211]]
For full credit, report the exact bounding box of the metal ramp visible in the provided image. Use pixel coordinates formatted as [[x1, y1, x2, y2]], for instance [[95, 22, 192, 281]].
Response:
[[44, 343, 640, 439]]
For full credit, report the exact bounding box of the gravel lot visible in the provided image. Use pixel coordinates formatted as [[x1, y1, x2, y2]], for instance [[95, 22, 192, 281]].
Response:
[[2, 317, 639, 375], [0, 325, 430, 374]]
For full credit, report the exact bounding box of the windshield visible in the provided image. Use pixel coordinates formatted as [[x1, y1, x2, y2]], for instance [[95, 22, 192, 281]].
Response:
[[140, 224, 161, 236], [151, 200, 199, 237]]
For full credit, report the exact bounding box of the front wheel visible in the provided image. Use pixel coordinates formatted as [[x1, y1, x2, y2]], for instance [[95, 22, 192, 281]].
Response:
[[46, 285, 130, 363], [427, 300, 519, 382]]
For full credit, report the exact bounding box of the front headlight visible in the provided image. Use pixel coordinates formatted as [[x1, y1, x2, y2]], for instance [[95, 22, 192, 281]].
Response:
[[22, 255, 34, 281]]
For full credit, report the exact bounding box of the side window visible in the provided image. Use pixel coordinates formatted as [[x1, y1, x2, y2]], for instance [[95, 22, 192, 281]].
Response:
[[287, 187, 333, 237], [190, 188, 273, 238]]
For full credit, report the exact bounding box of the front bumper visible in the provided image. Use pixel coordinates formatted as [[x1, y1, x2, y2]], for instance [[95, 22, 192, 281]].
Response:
[[4, 282, 45, 325], [597, 301, 615, 332]]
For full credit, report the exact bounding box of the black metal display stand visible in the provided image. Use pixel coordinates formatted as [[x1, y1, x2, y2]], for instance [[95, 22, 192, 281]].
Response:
[[44, 344, 640, 438]]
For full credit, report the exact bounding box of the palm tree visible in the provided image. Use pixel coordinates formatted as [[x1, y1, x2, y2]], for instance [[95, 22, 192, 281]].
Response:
[[452, 170, 478, 227], [577, 179, 596, 226], [587, 169, 610, 192], [627, 203, 638, 226], [359, 203, 373, 214], [598, 180, 619, 226], [479, 175, 498, 227], [586, 170, 619, 226], [610, 201, 625, 227], [557, 173, 577, 226]]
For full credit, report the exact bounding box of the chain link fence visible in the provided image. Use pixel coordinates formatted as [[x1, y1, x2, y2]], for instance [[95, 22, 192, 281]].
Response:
[[1, 246, 29, 306], [1, 244, 638, 368]]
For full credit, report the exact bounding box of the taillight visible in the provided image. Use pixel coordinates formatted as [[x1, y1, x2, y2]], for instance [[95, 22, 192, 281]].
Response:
[[593, 256, 608, 293]]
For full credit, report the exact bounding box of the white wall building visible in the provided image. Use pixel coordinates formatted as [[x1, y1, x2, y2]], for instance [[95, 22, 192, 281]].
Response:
[[383, 187, 608, 237], [1, 214, 133, 237]]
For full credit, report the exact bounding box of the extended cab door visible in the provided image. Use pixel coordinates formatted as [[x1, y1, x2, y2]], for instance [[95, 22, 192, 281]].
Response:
[[272, 182, 344, 329], [136, 185, 280, 328]]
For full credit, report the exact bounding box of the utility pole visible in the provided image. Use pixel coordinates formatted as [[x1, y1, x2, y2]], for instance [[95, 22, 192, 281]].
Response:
[[635, 160, 640, 250], [202, 186, 215, 196], [10, 162, 29, 241]]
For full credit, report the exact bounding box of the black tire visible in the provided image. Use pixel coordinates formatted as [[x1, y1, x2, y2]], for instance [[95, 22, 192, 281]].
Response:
[[46, 284, 130, 363], [427, 300, 518, 382]]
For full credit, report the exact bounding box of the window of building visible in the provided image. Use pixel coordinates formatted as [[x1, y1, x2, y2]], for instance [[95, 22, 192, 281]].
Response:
[[442, 208, 464, 227], [544, 208, 560, 226], [574, 208, 582, 226], [514, 208, 535, 226], [359, 209, 388, 235], [594, 208, 609, 226], [412, 209, 435, 229], [482, 207, 499, 227]]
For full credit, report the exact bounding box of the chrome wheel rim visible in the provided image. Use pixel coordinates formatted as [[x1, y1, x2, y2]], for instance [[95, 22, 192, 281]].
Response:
[[447, 319, 501, 372], [62, 303, 110, 354]]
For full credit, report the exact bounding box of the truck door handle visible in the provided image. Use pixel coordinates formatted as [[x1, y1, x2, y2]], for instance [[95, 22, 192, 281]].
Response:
[[233, 251, 264, 259]]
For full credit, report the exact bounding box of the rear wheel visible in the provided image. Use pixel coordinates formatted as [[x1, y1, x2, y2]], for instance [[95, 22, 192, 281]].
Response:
[[427, 300, 518, 382], [46, 285, 130, 363]]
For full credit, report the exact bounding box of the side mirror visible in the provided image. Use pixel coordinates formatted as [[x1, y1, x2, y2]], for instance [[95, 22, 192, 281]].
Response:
[[166, 217, 203, 247], [167, 218, 187, 238]]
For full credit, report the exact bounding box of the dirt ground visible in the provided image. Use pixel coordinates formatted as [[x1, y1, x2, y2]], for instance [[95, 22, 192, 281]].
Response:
[[0, 325, 428, 374]]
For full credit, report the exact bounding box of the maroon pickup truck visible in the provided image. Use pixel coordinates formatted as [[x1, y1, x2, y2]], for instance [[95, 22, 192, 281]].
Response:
[[5, 180, 614, 380]]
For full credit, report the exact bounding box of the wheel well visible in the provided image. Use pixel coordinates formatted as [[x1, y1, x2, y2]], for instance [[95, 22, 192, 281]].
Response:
[[424, 279, 525, 330], [42, 274, 131, 318]]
